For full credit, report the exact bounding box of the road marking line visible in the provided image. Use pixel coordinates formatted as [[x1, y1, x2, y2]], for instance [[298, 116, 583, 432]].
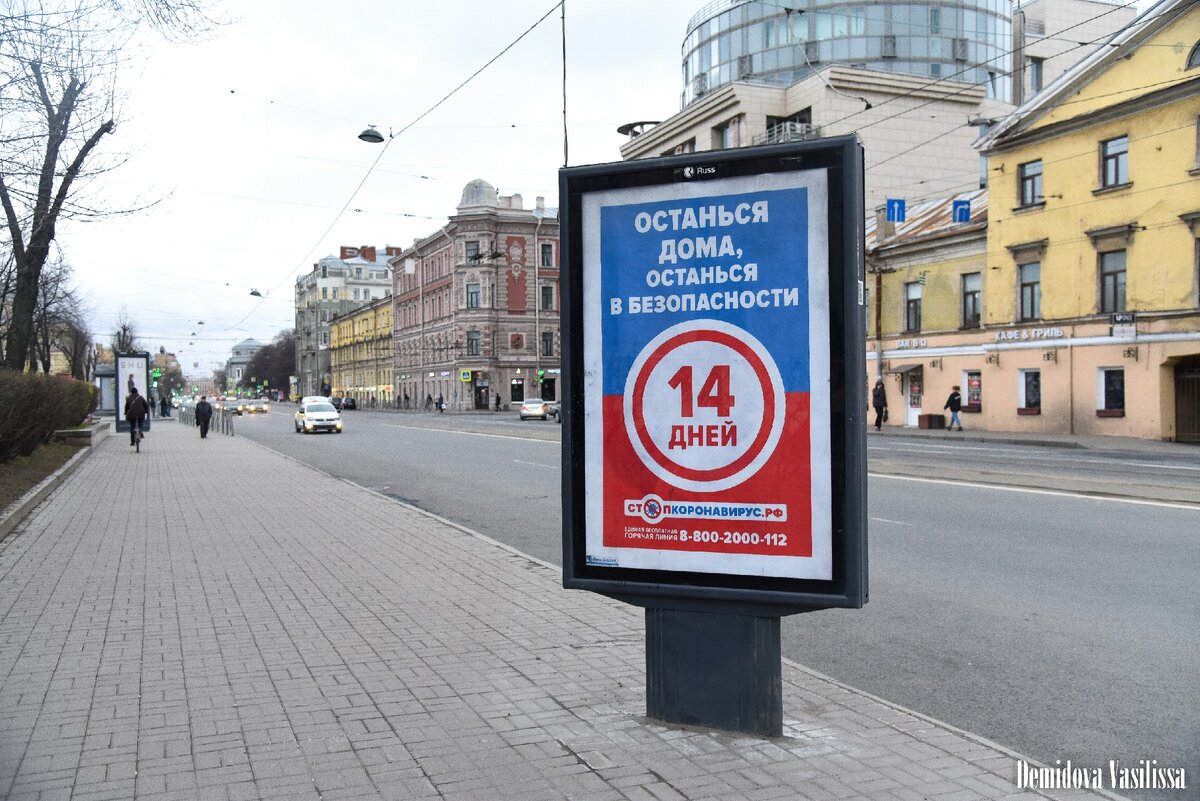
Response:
[[381, 424, 557, 444], [870, 516, 913, 526], [871, 473, 1200, 511], [870, 444, 1200, 472], [513, 459, 556, 469]]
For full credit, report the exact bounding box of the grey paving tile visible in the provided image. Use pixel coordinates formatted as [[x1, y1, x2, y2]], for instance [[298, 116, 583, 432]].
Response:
[[0, 424, 1120, 801]]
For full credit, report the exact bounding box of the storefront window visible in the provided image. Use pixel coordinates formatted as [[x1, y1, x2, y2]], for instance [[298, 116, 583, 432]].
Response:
[[1018, 369, 1040, 412], [965, 371, 982, 411], [1101, 368, 1125, 412]]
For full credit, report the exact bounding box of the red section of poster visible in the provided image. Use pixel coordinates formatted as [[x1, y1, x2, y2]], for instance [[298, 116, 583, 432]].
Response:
[[601, 393, 812, 558]]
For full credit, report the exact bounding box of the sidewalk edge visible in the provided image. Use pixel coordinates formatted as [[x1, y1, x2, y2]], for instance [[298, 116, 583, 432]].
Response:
[[0, 444, 95, 544], [779, 657, 1133, 801]]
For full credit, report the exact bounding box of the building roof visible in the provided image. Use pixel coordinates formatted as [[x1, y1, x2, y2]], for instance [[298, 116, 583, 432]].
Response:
[[865, 189, 988, 251], [977, 0, 1193, 150]]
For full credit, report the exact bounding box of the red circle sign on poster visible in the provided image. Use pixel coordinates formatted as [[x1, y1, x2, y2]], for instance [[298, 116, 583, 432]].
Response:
[[623, 320, 785, 493]]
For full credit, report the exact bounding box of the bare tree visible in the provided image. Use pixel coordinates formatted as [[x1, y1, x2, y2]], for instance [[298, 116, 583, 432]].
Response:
[[28, 252, 75, 372], [0, 1, 219, 370], [111, 308, 137, 352], [0, 250, 13, 364], [55, 313, 93, 379]]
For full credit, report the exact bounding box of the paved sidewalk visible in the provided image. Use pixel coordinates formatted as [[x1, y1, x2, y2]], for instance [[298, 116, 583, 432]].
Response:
[[0, 422, 1123, 801]]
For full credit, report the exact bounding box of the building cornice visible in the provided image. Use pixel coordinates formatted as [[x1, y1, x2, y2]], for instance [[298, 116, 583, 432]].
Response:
[[984, 76, 1200, 154]]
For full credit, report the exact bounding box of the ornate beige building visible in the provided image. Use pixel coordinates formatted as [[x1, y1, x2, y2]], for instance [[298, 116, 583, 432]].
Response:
[[391, 180, 560, 411]]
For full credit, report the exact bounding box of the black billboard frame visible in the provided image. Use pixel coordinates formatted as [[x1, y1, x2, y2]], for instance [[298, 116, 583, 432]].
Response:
[[559, 136, 867, 618]]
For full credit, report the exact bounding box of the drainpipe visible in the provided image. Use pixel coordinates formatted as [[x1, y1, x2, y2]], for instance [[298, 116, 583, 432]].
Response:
[[534, 212, 543, 399], [1068, 323, 1075, 435]]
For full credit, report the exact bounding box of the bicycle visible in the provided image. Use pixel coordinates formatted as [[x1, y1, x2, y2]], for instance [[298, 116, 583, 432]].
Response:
[[134, 420, 145, 453]]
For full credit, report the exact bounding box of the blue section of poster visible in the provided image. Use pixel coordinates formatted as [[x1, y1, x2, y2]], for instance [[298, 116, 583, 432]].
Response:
[[599, 188, 810, 394]]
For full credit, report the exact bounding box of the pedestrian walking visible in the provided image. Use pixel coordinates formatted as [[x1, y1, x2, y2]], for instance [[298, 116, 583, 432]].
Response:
[[424, 393, 433, 411], [944, 385, 963, 431], [195, 396, 214, 439], [160, 396, 170, 417], [436, 392, 444, 413], [871, 379, 888, 431], [124, 387, 149, 446]]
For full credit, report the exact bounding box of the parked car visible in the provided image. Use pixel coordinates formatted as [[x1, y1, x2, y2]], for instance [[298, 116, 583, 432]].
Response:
[[519, 398, 558, 421], [245, 399, 269, 414], [294, 401, 343, 434], [341, 397, 357, 410], [329, 396, 344, 410]]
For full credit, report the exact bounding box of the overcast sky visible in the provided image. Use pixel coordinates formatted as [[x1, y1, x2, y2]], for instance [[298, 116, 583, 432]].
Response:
[[61, 0, 700, 375]]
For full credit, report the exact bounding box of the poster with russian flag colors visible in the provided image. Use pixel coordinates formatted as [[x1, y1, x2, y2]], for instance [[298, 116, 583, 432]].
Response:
[[580, 171, 833, 580]]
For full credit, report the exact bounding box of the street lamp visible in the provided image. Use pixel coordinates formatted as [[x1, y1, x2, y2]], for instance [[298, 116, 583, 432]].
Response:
[[358, 125, 387, 144]]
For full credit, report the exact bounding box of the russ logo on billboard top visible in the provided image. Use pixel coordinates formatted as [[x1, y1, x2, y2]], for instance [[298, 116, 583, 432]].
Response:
[[582, 173, 833, 581]]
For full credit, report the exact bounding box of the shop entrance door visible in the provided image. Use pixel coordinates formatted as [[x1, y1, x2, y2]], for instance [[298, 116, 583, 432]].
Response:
[[1175, 358, 1200, 443], [511, 378, 525, 404], [473, 378, 489, 410], [904, 367, 923, 427]]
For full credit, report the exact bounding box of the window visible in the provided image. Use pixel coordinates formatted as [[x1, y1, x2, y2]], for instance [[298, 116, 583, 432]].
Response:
[[1100, 136, 1129, 188], [466, 331, 481, 356], [541, 331, 554, 357], [1187, 41, 1200, 70], [1099, 368, 1125, 414], [930, 7, 941, 33], [352, 289, 360, 300], [355, 267, 362, 278], [332, 288, 339, 300], [1018, 160, 1043, 207], [1018, 369, 1040, 412], [1099, 250, 1126, 313], [540, 243, 554, 267], [321, 287, 328, 299], [1018, 262, 1041, 321], [540, 285, 554, 310], [961, 273, 981, 328], [321, 264, 328, 278], [465, 240, 480, 261], [905, 282, 922, 332], [466, 283, 480, 309], [965, 371, 982, 412], [1028, 57, 1044, 92], [363, 290, 370, 301]]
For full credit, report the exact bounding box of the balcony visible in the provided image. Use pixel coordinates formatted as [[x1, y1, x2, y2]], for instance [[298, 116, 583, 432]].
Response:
[[752, 122, 819, 146]]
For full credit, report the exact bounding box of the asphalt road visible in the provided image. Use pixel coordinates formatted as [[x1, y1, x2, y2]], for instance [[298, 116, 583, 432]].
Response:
[[237, 407, 1199, 800]]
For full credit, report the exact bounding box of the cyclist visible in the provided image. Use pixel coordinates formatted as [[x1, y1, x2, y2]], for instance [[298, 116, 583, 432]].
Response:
[[125, 387, 150, 446]]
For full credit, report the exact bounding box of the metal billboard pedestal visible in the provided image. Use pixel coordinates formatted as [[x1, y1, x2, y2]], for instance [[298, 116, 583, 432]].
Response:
[[645, 608, 782, 737]]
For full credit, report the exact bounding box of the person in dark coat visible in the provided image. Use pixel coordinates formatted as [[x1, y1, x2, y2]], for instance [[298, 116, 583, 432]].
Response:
[[124, 387, 149, 446], [195, 396, 214, 438], [944, 385, 963, 431], [871, 379, 888, 431], [160, 396, 170, 417], [436, 392, 444, 413]]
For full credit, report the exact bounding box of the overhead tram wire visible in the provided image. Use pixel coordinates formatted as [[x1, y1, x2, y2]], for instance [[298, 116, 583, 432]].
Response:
[[228, 0, 565, 333]]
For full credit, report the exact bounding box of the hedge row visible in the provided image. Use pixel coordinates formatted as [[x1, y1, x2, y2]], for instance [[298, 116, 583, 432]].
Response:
[[0, 369, 96, 463]]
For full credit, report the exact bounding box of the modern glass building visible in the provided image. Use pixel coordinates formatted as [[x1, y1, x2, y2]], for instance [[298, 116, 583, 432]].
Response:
[[681, 0, 1013, 107]]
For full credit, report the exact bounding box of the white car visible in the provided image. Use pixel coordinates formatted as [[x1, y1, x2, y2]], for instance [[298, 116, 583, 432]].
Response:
[[519, 399, 559, 421], [294, 401, 343, 434]]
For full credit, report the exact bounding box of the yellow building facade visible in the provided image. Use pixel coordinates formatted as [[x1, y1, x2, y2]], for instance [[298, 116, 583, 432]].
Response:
[[329, 295, 394, 407], [871, 2, 1200, 441]]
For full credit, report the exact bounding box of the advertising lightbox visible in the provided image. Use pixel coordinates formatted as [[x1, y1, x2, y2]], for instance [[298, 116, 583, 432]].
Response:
[[560, 138, 867, 611]]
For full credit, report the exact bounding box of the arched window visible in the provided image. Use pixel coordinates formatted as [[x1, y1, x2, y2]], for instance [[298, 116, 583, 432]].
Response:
[[1189, 41, 1200, 70]]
